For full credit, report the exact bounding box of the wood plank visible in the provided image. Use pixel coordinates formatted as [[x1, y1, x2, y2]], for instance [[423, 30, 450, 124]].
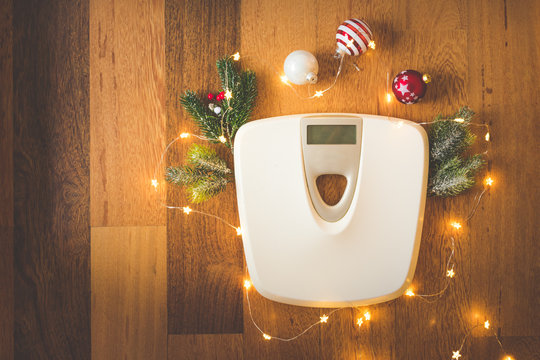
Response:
[[471, 336, 540, 359], [91, 226, 167, 360], [166, 0, 244, 334], [168, 334, 243, 360], [12, 0, 90, 358], [90, 0, 166, 227], [466, 0, 540, 337], [0, 0, 13, 357]]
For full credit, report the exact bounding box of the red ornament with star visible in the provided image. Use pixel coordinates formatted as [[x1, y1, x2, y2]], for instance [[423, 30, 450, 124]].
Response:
[[392, 70, 431, 104]]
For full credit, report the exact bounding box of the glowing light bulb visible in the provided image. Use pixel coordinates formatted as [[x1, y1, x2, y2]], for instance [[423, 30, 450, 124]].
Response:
[[280, 75, 289, 84], [364, 311, 371, 321], [452, 350, 462, 359], [263, 333, 271, 340], [368, 41, 376, 50], [314, 91, 323, 98], [405, 289, 415, 297], [485, 177, 494, 186], [446, 268, 455, 278], [320, 314, 329, 323], [357, 318, 364, 327], [422, 74, 432, 83], [485, 132, 490, 141], [224, 89, 232, 100], [346, 38, 354, 48], [236, 227, 242, 236], [151, 179, 158, 188], [451, 221, 462, 230], [183, 206, 192, 215], [503, 356, 514, 360], [244, 280, 252, 290], [218, 135, 227, 143], [180, 132, 190, 138], [232, 52, 240, 61], [484, 320, 490, 329], [386, 93, 393, 103], [454, 118, 465, 123]]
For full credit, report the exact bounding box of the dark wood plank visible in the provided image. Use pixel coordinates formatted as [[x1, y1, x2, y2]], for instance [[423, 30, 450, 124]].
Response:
[[0, 0, 13, 358], [168, 334, 243, 360], [166, 0, 244, 334], [12, 0, 90, 358]]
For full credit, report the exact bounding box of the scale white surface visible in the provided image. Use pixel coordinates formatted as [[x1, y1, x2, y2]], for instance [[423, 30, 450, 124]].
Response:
[[234, 113, 428, 307]]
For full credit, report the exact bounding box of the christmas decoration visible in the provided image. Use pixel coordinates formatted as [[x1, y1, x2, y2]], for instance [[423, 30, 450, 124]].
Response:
[[335, 18, 374, 57], [166, 144, 232, 203], [392, 70, 431, 104], [283, 50, 319, 85], [167, 55, 257, 203], [428, 107, 485, 197], [179, 56, 257, 148]]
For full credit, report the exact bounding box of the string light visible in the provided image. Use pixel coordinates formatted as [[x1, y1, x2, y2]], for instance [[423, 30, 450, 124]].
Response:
[[356, 318, 364, 327], [224, 89, 232, 100], [503, 356, 515, 360], [314, 90, 323, 98], [346, 38, 355, 48], [422, 74, 432, 83], [262, 333, 272, 340], [244, 279, 252, 290], [182, 206, 192, 215], [320, 314, 329, 323], [485, 177, 494, 186], [484, 320, 490, 329], [236, 227, 242, 235], [368, 40, 376, 50], [280, 75, 289, 84], [452, 350, 462, 359], [386, 93, 393, 103], [446, 268, 455, 278], [363, 311, 371, 321], [451, 221, 462, 230], [218, 135, 227, 143], [232, 52, 240, 61], [180, 132, 190, 138], [454, 118, 465, 123], [405, 289, 415, 297], [151, 179, 158, 189], [485, 132, 490, 141]]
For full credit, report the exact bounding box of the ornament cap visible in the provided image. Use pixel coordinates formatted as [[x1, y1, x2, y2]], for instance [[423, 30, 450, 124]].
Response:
[[306, 72, 318, 84], [422, 74, 432, 84]]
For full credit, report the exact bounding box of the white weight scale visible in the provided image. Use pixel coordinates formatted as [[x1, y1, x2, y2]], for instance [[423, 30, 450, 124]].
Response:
[[234, 114, 428, 307]]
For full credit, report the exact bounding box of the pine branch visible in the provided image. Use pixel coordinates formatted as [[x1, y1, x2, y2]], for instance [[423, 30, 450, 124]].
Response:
[[187, 176, 229, 203], [179, 90, 222, 142], [187, 144, 231, 175], [165, 165, 206, 186], [427, 107, 485, 197]]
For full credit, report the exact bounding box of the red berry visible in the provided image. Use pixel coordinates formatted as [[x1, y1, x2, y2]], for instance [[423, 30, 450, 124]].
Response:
[[216, 91, 225, 101], [207, 93, 214, 100]]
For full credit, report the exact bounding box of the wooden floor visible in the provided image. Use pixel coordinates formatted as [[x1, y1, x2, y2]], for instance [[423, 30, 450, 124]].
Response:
[[1, 0, 539, 359]]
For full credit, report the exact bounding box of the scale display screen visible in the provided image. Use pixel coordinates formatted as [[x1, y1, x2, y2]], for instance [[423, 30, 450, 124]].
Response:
[[307, 125, 356, 144]]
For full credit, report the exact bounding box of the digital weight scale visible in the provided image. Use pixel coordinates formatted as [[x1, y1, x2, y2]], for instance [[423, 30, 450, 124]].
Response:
[[234, 114, 428, 307]]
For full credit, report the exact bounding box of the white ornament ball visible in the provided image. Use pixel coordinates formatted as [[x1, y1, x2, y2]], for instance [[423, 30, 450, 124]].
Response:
[[283, 50, 319, 85], [213, 106, 222, 115]]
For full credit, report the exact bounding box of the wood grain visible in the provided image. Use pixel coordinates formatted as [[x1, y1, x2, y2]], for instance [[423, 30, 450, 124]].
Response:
[[168, 334, 243, 360], [90, 0, 166, 227], [166, 0, 244, 334], [91, 226, 167, 360], [0, 0, 13, 358], [12, 0, 90, 358]]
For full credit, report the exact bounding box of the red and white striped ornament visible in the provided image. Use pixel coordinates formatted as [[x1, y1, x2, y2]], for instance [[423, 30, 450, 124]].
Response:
[[335, 18, 373, 56]]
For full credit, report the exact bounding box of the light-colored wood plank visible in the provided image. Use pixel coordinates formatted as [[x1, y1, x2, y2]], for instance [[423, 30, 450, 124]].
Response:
[[90, 0, 166, 226], [168, 334, 243, 360], [91, 226, 167, 360]]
